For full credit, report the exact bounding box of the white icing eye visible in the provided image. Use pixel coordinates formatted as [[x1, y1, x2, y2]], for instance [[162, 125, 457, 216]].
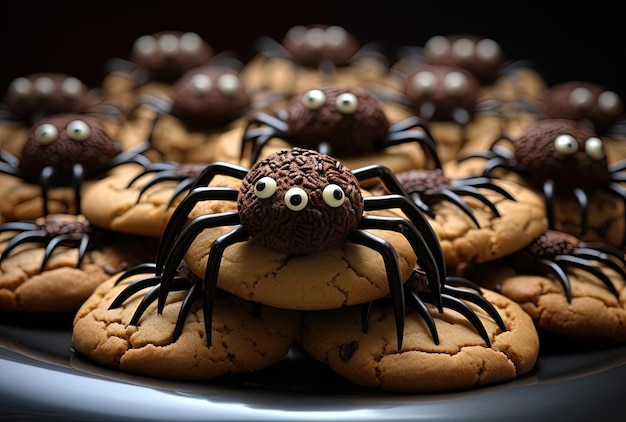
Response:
[[425, 35, 449, 57], [324, 26, 347, 47], [60, 77, 82, 96], [34, 77, 54, 95], [284, 187, 308, 211], [254, 176, 277, 199], [66, 120, 91, 141], [302, 89, 326, 110], [452, 38, 474, 60], [443, 71, 469, 96], [133, 35, 158, 56], [9, 77, 32, 96], [411, 71, 437, 93], [158, 34, 179, 54], [335, 92, 358, 114], [217, 74, 241, 96], [285, 25, 308, 46], [554, 134, 578, 155], [305, 27, 325, 49], [475, 38, 501, 62], [585, 137, 604, 160], [569, 87, 593, 108], [598, 91, 623, 115], [323, 184, 345, 207], [179, 32, 202, 53], [34, 124, 59, 145], [190, 74, 212, 95]]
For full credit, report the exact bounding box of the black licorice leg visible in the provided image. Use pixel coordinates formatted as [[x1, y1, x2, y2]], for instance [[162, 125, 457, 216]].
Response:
[[0, 230, 47, 262], [430, 190, 481, 227], [358, 215, 441, 312], [543, 180, 556, 230], [201, 225, 250, 347], [40, 234, 79, 273], [155, 188, 239, 272], [456, 177, 517, 201], [158, 212, 241, 314], [572, 188, 588, 237], [605, 182, 626, 248], [450, 186, 505, 216], [40, 166, 54, 217], [109, 275, 163, 309], [186, 162, 249, 193], [443, 284, 507, 332], [363, 195, 445, 312], [115, 262, 158, 285], [385, 130, 441, 169], [134, 170, 186, 203], [129, 280, 190, 326], [173, 282, 201, 341], [347, 229, 405, 349], [239, 112, 288, 161], [536, 257, 573, 302], [72, 163, 84, 215], [0, 221, 39, 233], [574, 248, 626, 281], [404, 289, 439, 344], [555, 255, 620, 298]]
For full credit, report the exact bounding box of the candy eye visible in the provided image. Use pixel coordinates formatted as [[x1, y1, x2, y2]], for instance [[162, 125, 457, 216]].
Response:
[[411, 71, 436, 94], [598, 91, 623, 115], [158, 33, 179, 54], [452, 38, 475, 60], [34, 77, 54, 95], [443, 71, 468, 96], [179, 32, 202, 53], [134, 35, 158, 56], [60, 77, 82, 96], [284, 187, 308, 211], [424, 35, 450, 57], [34, 124, 59, 145], [475, 38, 501, 62], [554, 134, 578, 155], [217, 74, 241, 96], [67, 120, 91, 141], [254, 176, 277, 199], [323, 184, 345, 207], [190, 74, 212, 95], [585, 137, 605, 160], [303, 89, 326, 110], [9, 77, 32, 96], [335, 93, 358, 114]]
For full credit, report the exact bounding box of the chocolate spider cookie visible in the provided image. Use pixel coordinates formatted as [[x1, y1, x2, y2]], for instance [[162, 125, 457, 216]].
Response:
[[472, 230, 626, 342], [72, 271, 302, 381], [0, 214, 151, 312], [298, 287, 539, 393]]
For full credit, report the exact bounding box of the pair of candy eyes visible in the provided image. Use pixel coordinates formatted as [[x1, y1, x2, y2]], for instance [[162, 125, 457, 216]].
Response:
[[425, 36, 501, 62], [33, 120, 90, 145], [188, 73, 241, 96], [302, 89, 358, 114], [410, 70, 470, 96], [254, 176, 346, 211], [285, 25, 349, 49], [554, 134, 604, 159]]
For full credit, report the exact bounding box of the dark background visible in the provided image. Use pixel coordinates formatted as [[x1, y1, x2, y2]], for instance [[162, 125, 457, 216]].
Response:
[[2, 0, 624, 98]]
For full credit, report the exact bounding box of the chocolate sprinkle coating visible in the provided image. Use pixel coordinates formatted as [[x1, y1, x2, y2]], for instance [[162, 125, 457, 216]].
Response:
[[238, 147, 364, 253], [513, 119, 610, 191]]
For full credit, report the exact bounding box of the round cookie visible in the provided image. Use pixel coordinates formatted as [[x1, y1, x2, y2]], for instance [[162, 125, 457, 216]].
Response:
[[373, 169, 549, 275], [298, 288, 539, 393], [72, 272, 302, 381], [0, 215, 151, 312], [473, 230, 626, 341], [81, 164, 241, 237]]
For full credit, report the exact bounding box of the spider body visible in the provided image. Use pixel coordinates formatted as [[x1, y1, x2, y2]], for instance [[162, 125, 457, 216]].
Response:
[[112, 147, 450, 349], [0, 112, 151, 216], [459, 118, 626, 243], [507, 230, 626, 302], [241, 84, 440, 168]]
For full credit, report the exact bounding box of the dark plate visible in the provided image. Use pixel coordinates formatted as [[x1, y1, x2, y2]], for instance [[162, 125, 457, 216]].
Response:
[[0, 311, 625, 422]]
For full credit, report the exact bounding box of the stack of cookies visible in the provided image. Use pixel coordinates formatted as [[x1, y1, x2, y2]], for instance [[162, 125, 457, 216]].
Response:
[[1, 26, 625, 394]]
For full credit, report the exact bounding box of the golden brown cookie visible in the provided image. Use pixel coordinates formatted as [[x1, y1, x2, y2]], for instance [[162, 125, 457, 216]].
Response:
[[72, 273, 302, 380], [81, 164, 241, 237], [299, 288, 539, 393], [0, 215, 150, 312], [472, 230, 626, 342]]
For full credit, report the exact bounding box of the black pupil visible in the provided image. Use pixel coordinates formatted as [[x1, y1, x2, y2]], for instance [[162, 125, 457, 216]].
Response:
[[290, 195, 302, 206], [256, 181, 266, 191], [333, 189, 343, 200]]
